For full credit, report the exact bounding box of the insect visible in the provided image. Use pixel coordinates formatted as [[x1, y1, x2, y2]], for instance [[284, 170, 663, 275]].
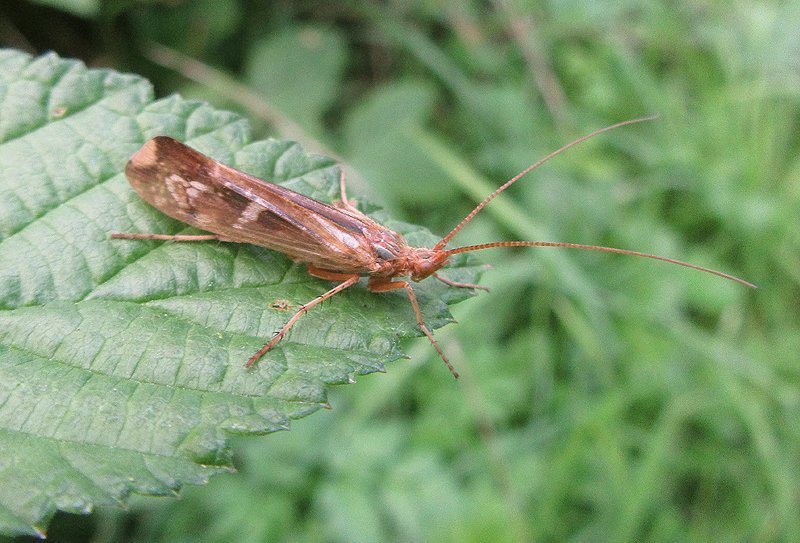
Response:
[[113, 118, 754, 378]]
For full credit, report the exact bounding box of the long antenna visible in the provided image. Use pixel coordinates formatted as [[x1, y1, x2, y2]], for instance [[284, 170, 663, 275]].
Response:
[[445, 241, 756, 288], [433, 115, 659, 251]]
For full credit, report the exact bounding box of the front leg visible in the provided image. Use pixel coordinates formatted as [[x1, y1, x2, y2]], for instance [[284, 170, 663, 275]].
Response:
[[368, 277, 459, 379], [433, 272, 490, 292]]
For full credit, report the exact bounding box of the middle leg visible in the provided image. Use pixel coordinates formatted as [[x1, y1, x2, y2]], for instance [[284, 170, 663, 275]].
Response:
[[368, 277, 460, 379]]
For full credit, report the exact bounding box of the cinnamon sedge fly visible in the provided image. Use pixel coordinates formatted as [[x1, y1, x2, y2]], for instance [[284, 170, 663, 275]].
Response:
[[113, 118, 755, 378]]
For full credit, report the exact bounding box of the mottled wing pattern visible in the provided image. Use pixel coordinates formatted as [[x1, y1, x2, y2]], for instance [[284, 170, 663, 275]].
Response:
[[124, 137, 384, 273]]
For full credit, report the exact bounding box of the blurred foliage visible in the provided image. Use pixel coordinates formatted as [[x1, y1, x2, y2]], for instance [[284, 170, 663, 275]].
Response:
[[2, 0, 798, 541]]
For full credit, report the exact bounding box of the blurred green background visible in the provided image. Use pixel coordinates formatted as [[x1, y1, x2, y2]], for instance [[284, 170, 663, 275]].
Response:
[[2, 1, 797, 541]]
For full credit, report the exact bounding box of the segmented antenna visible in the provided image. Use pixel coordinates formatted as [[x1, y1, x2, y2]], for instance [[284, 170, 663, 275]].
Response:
[[434, 115, 659, 251], [445, 241, 756, 288]]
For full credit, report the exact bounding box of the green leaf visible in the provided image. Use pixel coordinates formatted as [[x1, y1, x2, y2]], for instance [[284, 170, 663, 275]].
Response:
[[244, 25, 347, 135], [343, 81, 459, 206], [128, 0, 242, 54], [26, 0, 99, 18], [0, 49, 482, 537]]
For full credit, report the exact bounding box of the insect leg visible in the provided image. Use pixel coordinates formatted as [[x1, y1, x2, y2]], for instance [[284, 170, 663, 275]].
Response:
[[433, 272, 490, 292], [368, 278, 460, 379], [246, 270, 360, 368], [335, 169, 360, 212], [111, 233, 224, 241]]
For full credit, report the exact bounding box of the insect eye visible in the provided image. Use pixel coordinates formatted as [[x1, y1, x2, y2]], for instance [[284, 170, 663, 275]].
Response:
[[375, 245, 395, 260]]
